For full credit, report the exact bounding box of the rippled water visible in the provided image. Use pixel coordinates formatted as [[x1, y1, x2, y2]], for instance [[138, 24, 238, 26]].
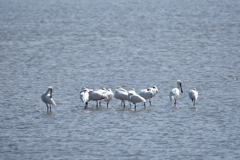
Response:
[[1, 0, 240, 159]]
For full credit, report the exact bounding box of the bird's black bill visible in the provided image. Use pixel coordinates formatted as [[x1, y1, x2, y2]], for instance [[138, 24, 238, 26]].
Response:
[[180, 84, 183, 93]]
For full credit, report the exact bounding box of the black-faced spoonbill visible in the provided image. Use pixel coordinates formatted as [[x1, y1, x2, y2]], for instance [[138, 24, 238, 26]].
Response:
[[128, 92, 146, 110], [139, 88, 154, 106], [89, 90, 108, 108], [41, 86, 56, 112], [100, 88, 114, 108], [90, 88, 106, 107], [139, 85, 159, 106], [169, 80, 183, 105], [127, 88, 136, 107], [80, 87, 92, 108], [189, 88, 198, 106], [114, 86, 128, 108]]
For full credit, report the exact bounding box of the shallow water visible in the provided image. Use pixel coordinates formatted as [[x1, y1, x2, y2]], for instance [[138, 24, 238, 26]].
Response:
[[1, 0, 240, 159]]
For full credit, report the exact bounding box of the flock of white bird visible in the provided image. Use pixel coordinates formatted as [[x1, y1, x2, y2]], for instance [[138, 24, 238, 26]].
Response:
[[41, 80, 198, 112]]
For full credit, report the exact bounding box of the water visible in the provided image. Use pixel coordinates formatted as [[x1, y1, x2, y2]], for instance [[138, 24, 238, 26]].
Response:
[[1, 0, 240, 159]]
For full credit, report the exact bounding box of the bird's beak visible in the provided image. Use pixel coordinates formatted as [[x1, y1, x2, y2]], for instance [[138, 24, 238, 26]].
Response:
[[180, 84, 183, 93]]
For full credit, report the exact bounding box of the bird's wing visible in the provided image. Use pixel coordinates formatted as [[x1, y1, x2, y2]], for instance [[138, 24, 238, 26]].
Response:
[[189, 90, 198, 100], [140, 89, 148, 93], [118, 88, 127, 92], [170, 88, 179, 101], [194, 91, 198, 100], [80, 91, 89, 103], [89, 92, 108, 101], [139, 92, 150, 99], [42, 94, 56, 106], [131, 94, 146, 103], [50, 98, 56, 106], [114, 90, 128, 100]]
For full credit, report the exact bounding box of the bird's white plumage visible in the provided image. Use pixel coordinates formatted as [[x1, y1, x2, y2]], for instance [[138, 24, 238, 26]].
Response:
[[80, 87, 90, 103], [139, 86, 158, 106], [89, 90, 108, 101], [128, 93, 146, 103], [169, 80, 183, 104], [152, 86, 159, 96], [102, 89, 114, 103], [139, 88, 154, 100], [170, 88, 180, 101], [117, 86, 127, 92], [128, 92, 146, 110], [127, 88, 137, 101], [128, 88, 136, 94], [114, 86, 128, 102], [189, 88, 198, 105], [41, 86, 56, 107]]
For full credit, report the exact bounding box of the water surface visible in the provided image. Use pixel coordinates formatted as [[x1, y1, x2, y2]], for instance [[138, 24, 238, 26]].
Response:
[[1, 0, 240, 159]]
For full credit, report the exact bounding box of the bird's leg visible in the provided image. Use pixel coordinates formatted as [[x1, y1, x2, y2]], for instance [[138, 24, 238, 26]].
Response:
[[149, 99, 151, 106], [174, 100, 177, 107], [144, 102, 146, 108], [96, 101, 98, 108], [99, 101, 101, 107], [107, 102, 109, 108], [123, 101, 125, 109], [129, 102, 131, 108], [49, 105, 52, 112], [46, 103, 49, 112], [134, 104, 137, 111]]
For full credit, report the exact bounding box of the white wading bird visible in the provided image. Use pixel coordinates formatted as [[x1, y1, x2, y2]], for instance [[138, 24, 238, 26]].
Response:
[[128, 92, 146, 110], [127, 88, 137, 107], [95, 88, 107, 107], [170, 80, 183, 105], [139, 85, 158, 106], [100, 88, 114, 108], [41, 86, 56, 112], [89, 89, 108, 108], [189, 88, 198, 106], [80, 87, 92, 108], [139, 88, 153, 106], [114, 86, 128, 108]]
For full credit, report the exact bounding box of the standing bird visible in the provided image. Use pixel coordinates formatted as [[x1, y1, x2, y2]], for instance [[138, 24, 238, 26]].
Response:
[[189, 88, 198, 106], [128, 92, 146, 110], [139, 88, 154, 106], [95, 88, 107, 107], [169, 80, 183, 105], [80, 87, 91, 108], [114, 86, 128, 108], [101, 89, 114, 108], [41, 86, 56, 112], [89, 90, 108, 108], [128, 88, 137, 107]]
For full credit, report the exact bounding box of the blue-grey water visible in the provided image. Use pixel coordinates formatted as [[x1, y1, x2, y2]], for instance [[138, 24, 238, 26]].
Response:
[[1, 0, 240, 159]]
